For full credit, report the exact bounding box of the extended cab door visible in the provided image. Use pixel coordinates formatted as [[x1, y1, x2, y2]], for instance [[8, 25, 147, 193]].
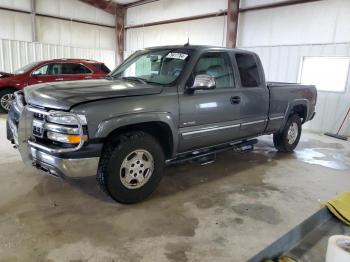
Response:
[[233, 52, 269, 138], [178, 51, 241, 152]]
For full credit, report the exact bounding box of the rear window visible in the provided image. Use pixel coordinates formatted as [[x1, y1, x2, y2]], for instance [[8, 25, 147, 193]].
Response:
[[235, 53, 261, 87], [93, 63, 111, 73]]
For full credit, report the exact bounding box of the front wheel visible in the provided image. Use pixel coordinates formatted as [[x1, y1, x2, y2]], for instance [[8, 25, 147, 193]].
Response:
[[97, 131, 165, 204], [0, 89, 15, 113], [273, 114, 302, 152]]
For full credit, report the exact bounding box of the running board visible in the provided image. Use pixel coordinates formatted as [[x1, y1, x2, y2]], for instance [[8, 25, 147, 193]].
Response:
[[166, 139, 258, 166]]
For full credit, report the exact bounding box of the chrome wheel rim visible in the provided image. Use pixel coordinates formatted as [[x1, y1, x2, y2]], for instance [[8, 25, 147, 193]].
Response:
[[120, 149, 154, 189], [1, 93, 14, 111], [287, 122, 298, 144]]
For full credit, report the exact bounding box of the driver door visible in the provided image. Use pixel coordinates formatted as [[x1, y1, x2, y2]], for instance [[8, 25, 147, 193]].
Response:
[[178, 51, 241, 152]]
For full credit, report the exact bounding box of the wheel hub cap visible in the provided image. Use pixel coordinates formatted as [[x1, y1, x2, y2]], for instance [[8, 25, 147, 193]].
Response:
[[120, 149, 154, 189], [1, 93, 15, 111], [287, 122, 298, 144]]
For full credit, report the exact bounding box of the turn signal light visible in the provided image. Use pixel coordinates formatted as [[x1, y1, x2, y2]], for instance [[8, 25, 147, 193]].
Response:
[[47, 132, 87, 144]]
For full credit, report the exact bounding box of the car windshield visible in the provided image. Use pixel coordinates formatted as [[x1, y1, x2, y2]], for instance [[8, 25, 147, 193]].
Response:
[[109, 49, 191, 85], [13, 62, 40, 74]]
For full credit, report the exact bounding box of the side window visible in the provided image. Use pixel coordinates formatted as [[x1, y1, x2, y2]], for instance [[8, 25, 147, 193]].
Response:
[[235, 53, 261, 87], [194, 52, 234, 89], [92, 63, 111, 73], [48, 63, 63, 75], [62, 63, 91, 74], [33, 64, 49, 75]]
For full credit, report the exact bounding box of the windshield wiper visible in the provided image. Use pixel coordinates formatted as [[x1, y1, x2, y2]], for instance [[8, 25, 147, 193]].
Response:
[[105, 75, 115, 80], [106, 75, 163, 85], [121, 76, 147, 84]]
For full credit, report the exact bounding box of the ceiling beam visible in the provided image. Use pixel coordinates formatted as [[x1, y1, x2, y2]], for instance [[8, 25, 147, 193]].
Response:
[[125, 11, 227, 29], [226, 0, 240, 48], [79, 0, 160, 13], [125, 0, 324, 30], [78, 0, 118, 15], [240, 0, 322, 12], [125, 0, 159, 8]]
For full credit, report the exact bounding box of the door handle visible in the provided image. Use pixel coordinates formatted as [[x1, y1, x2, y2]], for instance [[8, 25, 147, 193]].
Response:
[[84, 76, 92, 79], [230, 96, 241, 104], [55, 78, 64, 81]]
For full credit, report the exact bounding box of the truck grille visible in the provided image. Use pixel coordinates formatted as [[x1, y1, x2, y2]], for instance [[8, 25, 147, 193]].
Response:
[[32, 110, 47, 138], [33, 112, 45, 121]]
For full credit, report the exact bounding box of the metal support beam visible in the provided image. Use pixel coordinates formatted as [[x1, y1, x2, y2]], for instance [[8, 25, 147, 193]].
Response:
[[226, 0, 240, 48], [115, 5, 126, 66], [125, 11, 227, 29], [125, 0, 160, 8], [240, 0, 322, 12], [78, 0, 117, 15], [30, 0, 37, 42]]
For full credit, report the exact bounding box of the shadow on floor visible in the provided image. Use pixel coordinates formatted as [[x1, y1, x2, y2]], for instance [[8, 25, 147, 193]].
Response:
[[64, 140, 292, 204]]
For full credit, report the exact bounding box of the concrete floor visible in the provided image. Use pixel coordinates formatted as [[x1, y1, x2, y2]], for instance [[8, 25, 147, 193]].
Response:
[[0, 114, 349, 262]]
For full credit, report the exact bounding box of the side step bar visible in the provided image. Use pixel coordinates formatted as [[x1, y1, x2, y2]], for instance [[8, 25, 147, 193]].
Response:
[[166, 139, 258, 166]]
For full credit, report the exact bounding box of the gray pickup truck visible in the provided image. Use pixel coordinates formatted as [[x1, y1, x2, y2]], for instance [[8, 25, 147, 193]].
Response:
[[7, 45, 317, 204]]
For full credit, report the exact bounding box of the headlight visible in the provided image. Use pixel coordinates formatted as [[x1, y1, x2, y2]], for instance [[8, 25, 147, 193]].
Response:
[[47, 113, 87, 125], [47, 132, 88, 144]]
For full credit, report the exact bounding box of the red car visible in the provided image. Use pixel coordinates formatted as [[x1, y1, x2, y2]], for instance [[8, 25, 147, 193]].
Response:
[[0, 59, 111, 112]]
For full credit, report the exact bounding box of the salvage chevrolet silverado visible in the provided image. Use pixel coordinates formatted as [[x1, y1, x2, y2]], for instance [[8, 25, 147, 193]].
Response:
[[7, 46, 317, 204]]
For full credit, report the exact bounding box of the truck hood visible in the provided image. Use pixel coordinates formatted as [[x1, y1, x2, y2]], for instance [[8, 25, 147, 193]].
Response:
[[24, 79, 164, 110], [0, 71, 14, 78]]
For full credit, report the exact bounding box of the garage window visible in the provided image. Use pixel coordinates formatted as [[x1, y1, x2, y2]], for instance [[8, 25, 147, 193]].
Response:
[[298, 57, 350, 92]]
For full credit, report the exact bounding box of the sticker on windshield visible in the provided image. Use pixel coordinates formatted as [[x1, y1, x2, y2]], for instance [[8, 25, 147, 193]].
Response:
[[166, 53, 188, 60]]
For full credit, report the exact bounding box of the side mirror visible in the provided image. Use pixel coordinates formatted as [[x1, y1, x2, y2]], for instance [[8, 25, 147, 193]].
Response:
[[190, 74, 216, 91]]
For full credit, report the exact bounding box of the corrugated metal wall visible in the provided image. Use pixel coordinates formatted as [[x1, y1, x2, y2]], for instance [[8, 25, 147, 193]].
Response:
[[125, 0, 228, 54], [126, 16, 227, 53], [0, 0, 116, 50], [244, 43, 350, 136], [0, 38, 116, 73]]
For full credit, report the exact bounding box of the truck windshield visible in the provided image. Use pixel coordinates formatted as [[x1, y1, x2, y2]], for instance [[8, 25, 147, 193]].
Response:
[[109, 49, 190, 85], [13, 62, 40, 75]]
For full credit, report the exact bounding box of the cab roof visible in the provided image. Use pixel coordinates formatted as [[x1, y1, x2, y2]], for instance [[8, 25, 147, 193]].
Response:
[[145, 45, 254, 54]]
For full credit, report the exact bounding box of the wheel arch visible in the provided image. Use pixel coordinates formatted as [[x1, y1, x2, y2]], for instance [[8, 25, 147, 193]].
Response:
[[279, 99, 309, 131], [95, 113, 178, 158], [0, 86, 17, 93]]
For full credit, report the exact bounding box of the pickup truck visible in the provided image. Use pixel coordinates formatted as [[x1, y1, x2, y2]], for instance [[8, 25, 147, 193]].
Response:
[[7, 45, 317, 204]]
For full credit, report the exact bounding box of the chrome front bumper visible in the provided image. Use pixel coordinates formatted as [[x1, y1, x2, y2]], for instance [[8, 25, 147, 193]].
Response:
[[31, 147, 99, 178], [7, 99, 99, 179]]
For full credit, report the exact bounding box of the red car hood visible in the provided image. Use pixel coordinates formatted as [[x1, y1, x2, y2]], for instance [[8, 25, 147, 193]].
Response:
[[0, 71, 14, 78]]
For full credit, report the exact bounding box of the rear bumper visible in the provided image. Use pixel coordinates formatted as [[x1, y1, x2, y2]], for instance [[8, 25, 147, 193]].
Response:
[[31, 147, 99, 178]]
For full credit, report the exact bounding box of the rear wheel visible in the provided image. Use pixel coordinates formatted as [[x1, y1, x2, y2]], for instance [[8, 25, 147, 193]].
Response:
[[0, 89, 15, 113], [97, 131, 165, 204], [273, 114, 302, 152]]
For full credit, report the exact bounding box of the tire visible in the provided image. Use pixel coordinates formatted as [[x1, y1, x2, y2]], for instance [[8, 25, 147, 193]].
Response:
[[0, 89, 15, 113], [97, 131, 165, 204], [273, 114, 302, 153]]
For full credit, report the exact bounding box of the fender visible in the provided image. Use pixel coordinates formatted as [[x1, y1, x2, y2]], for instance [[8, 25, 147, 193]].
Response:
[[280, 98, 310, 131], [95, 111, 178, 154]]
